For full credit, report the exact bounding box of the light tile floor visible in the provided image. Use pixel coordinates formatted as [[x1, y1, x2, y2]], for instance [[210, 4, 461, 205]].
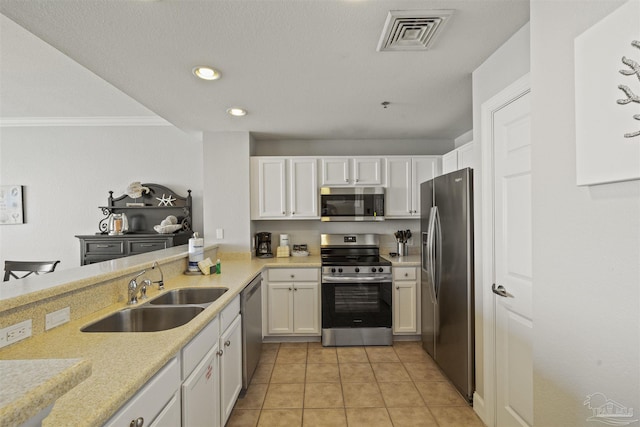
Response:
[[227, 341, 486, 427]]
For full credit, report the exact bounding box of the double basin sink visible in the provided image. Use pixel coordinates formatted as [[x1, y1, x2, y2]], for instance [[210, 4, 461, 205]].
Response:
[[81, 287, 228, 333]]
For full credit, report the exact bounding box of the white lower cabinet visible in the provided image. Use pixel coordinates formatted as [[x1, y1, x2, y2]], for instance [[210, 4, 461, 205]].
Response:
[[149, 391, 181, 427], [105, 356, 181, 427], [219, 314, 242, 426], [182, 346, 219, 427], [266, 268, 320, 336], [393, 267, 420, 334]]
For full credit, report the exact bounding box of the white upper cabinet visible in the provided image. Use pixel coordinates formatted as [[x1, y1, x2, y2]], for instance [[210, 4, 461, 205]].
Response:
[[251, 157, 319, 219], [385, 156, 441, 218], [321, 157, 382, 186], [442, 142, 475, 174]]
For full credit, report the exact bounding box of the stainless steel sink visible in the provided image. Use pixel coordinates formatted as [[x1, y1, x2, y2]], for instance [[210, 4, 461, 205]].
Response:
[[147, 287, 228, 306], [81, 306, 204, 333]]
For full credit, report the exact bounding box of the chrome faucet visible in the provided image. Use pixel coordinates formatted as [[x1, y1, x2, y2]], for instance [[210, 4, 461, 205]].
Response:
[[127, 270, 146, 305], [151, 261, 165, 290]]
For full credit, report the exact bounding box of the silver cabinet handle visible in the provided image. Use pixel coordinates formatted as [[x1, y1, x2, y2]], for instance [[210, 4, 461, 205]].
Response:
[[225, 340, 231, 347], [96, 244, 112, 248], [492, 283, 514, 298], [288, 287, 292, 291], [130, 417, 144, 427], [290, 274, 295, 278], [294, 287, 297, 291], [404, 273, 409, 277], [217, 349, 224, 356], [396, 286, 400, 290], [140, 244, 154, 247]]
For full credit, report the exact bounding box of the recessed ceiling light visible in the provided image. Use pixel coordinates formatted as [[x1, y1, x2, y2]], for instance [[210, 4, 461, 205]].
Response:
[[193, 66, 221, 80], [227, 107, 247, 117]]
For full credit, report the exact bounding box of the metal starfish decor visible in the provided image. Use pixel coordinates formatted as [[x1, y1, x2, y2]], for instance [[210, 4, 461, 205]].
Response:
[[156, 194, 176, 206], [617, 40, 640, 138]]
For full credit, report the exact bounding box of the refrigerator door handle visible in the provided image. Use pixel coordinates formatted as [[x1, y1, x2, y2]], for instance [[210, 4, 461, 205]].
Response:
[[427, 207, 438, 304], [433, 206, 442, 300], [421, 232, 429, 275]]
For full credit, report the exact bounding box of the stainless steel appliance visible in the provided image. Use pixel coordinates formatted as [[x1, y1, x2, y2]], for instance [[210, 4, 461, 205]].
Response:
[[420, 168, 474, 403], [254, 232, 273, 258], [320, 187, 385, 222], [321, 234, 393, 346], [240, 274, 262, 392]]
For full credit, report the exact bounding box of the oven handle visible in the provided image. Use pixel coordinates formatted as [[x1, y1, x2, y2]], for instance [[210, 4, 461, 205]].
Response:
[[321, 275, 392, 283]]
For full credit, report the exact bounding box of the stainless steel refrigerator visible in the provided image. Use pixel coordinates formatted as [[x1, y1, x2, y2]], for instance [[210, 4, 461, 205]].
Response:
[[420, 167, 474, 403]]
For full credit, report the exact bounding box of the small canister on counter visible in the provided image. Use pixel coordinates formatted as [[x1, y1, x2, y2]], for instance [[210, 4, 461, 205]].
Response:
[[188, 232, 204, 272]]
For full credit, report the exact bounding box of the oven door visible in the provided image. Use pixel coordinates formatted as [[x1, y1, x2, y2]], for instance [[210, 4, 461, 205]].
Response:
[[322, 278, 392, 328]]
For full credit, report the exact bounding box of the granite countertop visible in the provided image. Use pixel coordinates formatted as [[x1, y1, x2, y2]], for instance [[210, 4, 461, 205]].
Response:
[[0, 254, 321, 426], [0, 359, 91, 427]]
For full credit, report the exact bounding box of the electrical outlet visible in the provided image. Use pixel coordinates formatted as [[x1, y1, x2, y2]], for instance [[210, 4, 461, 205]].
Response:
[[216, 228, 224, 239], [0, 319, 32, 348], [46, 307, 70, 330]]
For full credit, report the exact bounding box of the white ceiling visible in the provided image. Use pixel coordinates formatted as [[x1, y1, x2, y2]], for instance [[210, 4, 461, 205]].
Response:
[[0, 0, 529, 141]]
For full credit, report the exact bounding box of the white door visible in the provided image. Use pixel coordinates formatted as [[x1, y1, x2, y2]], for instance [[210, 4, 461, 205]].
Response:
[[182, 345, 220, 427], [353, 158, 382, 185], [385, 157, 412, 217], [293, 282, 320, 334], [321, 158, 350, 185], [257, 158, 286, 218], [393, 280, 417, 333], [290, 158, 318, 218], [220, 315, 242, 426], [411, 157, 440, 215], [267, 282, 294, 334], [493, 90, 533, 427]]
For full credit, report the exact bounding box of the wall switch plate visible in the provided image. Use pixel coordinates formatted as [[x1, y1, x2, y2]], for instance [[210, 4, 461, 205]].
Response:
[[0, 319, 32, 348], [46, 307, 70, 330], [216, 228, 224, 239]]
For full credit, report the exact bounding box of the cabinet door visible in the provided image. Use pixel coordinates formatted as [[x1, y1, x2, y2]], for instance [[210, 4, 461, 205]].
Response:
[[442, 150, 459, 174], [293, 282, 320, 334], [149, 391, 181, 427], [457, 142, 475, 169], [353, 158, 382, 185], [385, 157, 412, 218], [257, 158, 287, 218], [321, 158, 350, 185], [220, 315, 242, 426], [393, 280, 417, 334], [268, 283, 294, 334], [182, 345, 220, 427], [411, 157, 441, 215], [290, 158, 319, 218]]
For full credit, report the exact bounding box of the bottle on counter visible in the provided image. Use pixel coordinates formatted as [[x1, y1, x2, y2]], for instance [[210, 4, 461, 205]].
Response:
[[216, 259, 221, 274]]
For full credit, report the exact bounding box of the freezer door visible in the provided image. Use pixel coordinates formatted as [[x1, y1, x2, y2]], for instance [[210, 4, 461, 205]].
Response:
[[420, 179, 436, 357]]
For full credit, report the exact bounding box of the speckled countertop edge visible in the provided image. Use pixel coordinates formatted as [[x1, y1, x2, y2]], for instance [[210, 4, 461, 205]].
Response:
[[0, 358, 91, 427], [0, 254, 321, 427]]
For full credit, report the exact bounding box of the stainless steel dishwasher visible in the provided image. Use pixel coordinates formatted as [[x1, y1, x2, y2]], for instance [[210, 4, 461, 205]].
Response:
[[240, 273, 262, 392]]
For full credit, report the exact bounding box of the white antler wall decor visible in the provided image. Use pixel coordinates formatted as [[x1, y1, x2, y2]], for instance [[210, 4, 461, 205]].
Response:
[[617, 40, 640, 138]]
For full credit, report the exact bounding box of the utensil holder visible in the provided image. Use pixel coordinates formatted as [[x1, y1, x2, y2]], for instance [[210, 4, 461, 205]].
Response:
[[397, 242, 408, 257]]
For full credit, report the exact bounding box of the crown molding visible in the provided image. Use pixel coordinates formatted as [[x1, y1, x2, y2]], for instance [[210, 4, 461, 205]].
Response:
[[0, 116, 172, 127]]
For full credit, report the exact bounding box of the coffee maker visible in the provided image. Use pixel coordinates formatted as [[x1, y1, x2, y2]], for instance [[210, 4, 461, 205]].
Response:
[[255, 232, 273, 258]]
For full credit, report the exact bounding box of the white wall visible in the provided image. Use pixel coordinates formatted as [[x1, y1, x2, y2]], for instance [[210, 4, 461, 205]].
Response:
[[0, 125, 203, 269], [471, 22, 531, 415], [202, 131, 252, 253], [531, 2, 639, 426]]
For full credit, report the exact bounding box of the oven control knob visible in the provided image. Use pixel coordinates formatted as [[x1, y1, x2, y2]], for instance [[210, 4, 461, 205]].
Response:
[[378, 267, 384, 273], [371, 267, 376, 273], [338, 268, 343, 273], [355, 268, 360, 273], [331, 268, 336, 273]]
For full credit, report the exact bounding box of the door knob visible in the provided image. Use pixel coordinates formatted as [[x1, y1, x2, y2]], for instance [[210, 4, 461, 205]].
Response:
[[492, 283, 514, 298]]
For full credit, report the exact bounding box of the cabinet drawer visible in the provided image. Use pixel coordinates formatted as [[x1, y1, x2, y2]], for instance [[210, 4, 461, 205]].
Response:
[[220, 295, 240, 333], [105, 356, 180, 427], [182, 317, 220, 379], [268, 268, 318, 282], [84, 241, 125, 255], [393, 267, 417, 281], [129, 240, 168, 254]]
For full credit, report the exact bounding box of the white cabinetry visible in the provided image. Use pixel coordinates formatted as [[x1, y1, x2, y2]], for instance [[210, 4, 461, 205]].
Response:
[[321, 157, 382, 186], [442, 142, 475, 174], [105, 357, 181, 427], [266, 268, 320, 335], [251, 157, 318, 219], [219, 310, 242, 426], [393, 267, 419, 334], [385, 156, 441, 218]]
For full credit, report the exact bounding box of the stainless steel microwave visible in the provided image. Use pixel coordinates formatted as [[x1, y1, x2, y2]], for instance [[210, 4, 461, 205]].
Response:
[[320, 187, 385, 222]]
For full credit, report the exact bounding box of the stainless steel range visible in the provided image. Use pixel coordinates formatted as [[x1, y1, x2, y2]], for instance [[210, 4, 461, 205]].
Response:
[[321, 234, 393, 346]]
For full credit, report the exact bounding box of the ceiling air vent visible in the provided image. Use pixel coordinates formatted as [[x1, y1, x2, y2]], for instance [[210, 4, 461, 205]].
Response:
[[377, 10, 454, 52]]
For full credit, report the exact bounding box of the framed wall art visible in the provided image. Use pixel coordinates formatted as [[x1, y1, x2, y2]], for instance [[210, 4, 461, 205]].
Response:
[[574, 0, 640, 186], [0, 185, 24, 224]]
